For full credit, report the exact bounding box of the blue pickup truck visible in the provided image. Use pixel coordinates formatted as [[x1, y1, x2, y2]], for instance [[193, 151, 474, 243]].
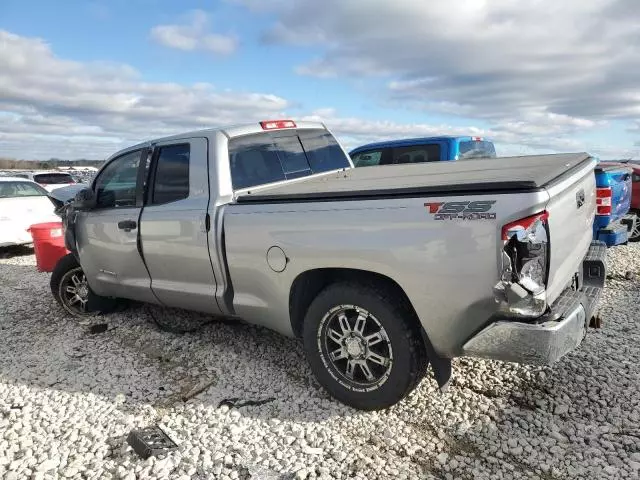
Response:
[[349, 136, 496, 167], [350, 136, 632, 247]]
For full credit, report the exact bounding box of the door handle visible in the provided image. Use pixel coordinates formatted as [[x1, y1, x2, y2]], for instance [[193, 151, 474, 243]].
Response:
[[118, 220, 137, 232]]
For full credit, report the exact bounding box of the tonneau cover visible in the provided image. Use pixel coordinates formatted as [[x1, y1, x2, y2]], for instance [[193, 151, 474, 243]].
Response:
[[237, 152, 593, 203]]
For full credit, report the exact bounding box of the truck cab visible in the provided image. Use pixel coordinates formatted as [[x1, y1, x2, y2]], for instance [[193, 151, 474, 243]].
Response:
[[349, 136, 496, 167]]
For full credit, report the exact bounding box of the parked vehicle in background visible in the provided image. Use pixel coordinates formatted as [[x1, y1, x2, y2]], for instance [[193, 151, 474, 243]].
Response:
[[13, 171, 77, 192], [350, 136, 496, 167], [0, 177, 59, 247], [592, 162, 633, 246], [50, 120, 605, 410]]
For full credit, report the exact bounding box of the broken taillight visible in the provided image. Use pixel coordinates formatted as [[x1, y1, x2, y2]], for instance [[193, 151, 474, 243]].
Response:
[[495, 211, 550, 318], [596, 187, 612, 216]]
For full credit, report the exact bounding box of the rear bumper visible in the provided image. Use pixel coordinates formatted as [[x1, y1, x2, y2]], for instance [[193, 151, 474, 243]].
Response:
[[463, 241, 606, 365], [594, 218, 628, 246]]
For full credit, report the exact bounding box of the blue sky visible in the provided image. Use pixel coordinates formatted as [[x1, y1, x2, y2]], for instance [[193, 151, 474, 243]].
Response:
[[1, 0, 639, 159]]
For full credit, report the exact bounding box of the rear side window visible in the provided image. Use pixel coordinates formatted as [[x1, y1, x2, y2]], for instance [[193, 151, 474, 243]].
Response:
[[228, 129, 350, 190], [458, 140, 496, 159], [151, 144, 190, 205], [390, 145, 440, 164], [34, 173, 74, 184]]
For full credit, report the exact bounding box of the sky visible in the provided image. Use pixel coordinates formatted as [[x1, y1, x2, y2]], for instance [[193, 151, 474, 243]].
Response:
[[1, 0, 639, 160]]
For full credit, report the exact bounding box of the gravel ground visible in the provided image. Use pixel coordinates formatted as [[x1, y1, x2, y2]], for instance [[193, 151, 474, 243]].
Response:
[[0, 244, 639, 480]]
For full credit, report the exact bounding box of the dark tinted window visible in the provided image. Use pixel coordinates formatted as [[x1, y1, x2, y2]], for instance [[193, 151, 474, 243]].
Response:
[[298, 130, 350, 172], [0, 181, 47, 198], [390, 144, 440, 164], [274, 135, 312, 179], [229, 137, 287, 190], [95, 150, 141, 209], [228, 129, 350, 190], [152, 144, 190, 205], [34, 173, 75, 184], [351, 150, 383, 167], [458, 140, 496, 159]]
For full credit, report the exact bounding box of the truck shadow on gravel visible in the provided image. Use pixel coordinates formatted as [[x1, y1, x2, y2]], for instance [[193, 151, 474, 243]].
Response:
[[0, 244, 34, 259]]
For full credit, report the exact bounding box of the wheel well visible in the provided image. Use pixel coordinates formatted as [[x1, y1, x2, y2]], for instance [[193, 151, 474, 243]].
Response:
[[288, 268, 418, 338]]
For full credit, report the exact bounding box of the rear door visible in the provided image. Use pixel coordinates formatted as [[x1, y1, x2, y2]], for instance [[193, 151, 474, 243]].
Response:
[[138, 138, 221, 314], [75, 148, 156, 303]]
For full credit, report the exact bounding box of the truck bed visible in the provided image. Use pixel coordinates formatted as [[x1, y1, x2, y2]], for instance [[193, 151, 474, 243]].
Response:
[[237, 153, 592, 203]]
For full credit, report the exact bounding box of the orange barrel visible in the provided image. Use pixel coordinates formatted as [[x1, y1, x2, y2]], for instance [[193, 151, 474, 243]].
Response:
[[28, 222, 69, 273]]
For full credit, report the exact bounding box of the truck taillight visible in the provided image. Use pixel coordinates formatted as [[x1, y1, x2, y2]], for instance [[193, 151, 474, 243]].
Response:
[[260, 120, 297, 130], [596, 187, 612, 215], [495, 211, 549, 318]]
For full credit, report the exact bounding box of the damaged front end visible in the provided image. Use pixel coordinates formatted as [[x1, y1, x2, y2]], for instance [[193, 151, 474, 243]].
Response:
[[494, 211, 550, 318]]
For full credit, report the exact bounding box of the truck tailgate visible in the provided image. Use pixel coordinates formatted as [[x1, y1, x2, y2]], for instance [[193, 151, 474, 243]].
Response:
[[544, 160, 597, 303], [596, 164, 632, 222]]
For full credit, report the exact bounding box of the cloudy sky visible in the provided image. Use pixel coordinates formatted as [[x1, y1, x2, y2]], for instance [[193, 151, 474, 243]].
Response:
[[1, 0, 639, 160]]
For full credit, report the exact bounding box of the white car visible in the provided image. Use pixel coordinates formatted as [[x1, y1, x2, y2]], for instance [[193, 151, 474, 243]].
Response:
[[12, 171, 77, 192], [0, 177, 60, 247]]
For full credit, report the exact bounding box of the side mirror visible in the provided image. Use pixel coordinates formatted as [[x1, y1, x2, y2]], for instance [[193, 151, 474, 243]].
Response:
[[73, 188, 96, 211]]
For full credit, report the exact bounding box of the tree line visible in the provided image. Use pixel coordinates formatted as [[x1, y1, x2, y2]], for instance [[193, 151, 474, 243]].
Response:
[[0, 158, 105, 170]]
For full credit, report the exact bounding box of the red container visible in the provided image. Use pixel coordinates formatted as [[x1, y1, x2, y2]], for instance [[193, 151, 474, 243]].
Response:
[[28, 222, 69, 273]]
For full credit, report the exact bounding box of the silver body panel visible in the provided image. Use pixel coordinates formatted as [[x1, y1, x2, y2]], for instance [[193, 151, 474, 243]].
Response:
[[73, 122, 597, 359]]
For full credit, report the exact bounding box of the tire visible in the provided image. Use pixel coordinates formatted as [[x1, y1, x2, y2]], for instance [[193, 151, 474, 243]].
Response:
[[50, 253, 121, 317], [629, 213, 640, 242], [302, 282, 428, 410]]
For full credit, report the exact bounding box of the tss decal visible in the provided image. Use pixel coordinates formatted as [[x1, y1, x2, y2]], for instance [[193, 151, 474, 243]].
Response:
[[424, 200, 497, 220]]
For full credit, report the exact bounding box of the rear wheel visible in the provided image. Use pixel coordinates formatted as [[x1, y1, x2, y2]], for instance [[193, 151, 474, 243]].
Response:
[[629, 212, 640, 242], [50, 254, 121, 316], [302, 282, 427, 410]]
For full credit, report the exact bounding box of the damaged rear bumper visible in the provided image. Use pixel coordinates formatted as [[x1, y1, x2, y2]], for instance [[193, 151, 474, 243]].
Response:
[[463, 241, 606, 365]]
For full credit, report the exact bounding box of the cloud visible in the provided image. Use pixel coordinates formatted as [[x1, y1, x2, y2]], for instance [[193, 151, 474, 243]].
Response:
[[0, 29, 636, 161], [302, 109, 636, 159], [240, 0, 640, 123], [150, 10, 238, 55], [0, 30, 286, 159]]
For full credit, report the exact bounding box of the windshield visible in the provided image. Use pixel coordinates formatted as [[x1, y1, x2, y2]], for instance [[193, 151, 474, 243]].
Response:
[[228, 129, 350, 190], [459, 140, 497, 159], [33, 173, 75, 184], [0, 181, 48, 198]]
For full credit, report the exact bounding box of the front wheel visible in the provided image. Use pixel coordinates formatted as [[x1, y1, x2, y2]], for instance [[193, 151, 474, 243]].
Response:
[[303, 282, 428, 410], [629, 213, 640, 242], [50, 254, 121, 316]]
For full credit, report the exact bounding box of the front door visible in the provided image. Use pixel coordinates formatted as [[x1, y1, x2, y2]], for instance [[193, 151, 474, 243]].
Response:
[[75, 148, 157, 303]]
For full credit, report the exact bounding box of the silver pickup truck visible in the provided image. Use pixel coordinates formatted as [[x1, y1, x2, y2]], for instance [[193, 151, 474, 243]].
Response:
[[51, 120, 606, 410]]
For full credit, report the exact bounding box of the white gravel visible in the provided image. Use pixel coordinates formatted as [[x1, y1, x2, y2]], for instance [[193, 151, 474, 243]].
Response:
[[0, 244, 639, 479]]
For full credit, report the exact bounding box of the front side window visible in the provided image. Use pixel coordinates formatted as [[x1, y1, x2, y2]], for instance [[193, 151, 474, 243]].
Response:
[[94, 150, 142, 209], [351, 150, 383, 167], [0, 181, 48, 198], [151, 144, 190, 205]]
